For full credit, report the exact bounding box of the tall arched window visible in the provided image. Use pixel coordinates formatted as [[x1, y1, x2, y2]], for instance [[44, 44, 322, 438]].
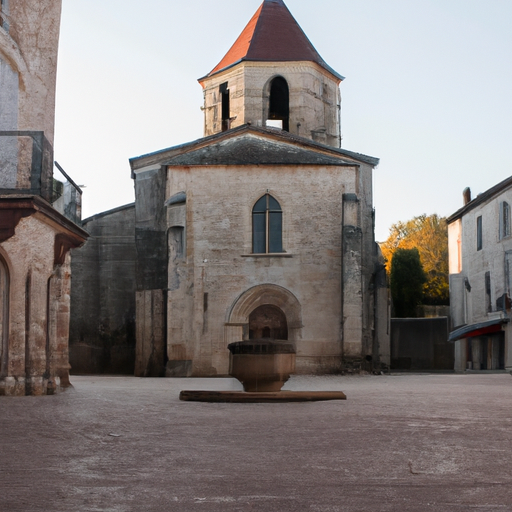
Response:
[[267, 77, 289, 132], [252, 194, 283, 254], [0, 255, 9, 378]]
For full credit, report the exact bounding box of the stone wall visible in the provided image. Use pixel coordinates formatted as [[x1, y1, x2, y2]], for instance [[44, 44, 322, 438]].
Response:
[[0, 198, 87, 396], [416, 305, 451, 318], [390, 317, 453, 370], [1, 0, 61, 196], [7, 0, 62, 145], [159, 161, 375, 376], [69, 205, 137, 375], [201, 61, 341, 147]]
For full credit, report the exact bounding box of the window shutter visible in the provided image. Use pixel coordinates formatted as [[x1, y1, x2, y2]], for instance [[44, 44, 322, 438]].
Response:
[[499, 202, 504, 240], [504, 202, 510, 238]]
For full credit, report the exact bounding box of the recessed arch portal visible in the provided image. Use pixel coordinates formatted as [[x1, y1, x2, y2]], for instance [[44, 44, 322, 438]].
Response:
[[249, 304, 288, 340], [227, 284, 302, 342]]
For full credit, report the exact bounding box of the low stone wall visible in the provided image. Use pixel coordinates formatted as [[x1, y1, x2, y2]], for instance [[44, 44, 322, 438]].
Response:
[[391, 317, 453, 370], [416, 305, 451, 318]]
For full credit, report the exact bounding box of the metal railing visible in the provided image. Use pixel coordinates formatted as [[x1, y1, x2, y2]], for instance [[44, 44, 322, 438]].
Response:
[[52, 161, 82, 225]]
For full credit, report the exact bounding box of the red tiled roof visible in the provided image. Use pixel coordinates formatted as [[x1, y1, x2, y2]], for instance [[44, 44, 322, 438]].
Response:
[[204, 0, 342, 81]]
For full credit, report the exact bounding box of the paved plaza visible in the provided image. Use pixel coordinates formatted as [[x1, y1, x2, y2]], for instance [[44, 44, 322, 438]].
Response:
[[1, 374, 512, 511]]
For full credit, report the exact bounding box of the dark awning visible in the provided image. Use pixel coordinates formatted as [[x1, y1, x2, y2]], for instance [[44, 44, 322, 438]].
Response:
[[448, 318, 509, 342]]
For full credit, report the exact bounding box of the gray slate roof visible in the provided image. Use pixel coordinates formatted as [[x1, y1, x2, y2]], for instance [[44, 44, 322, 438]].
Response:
[[130, 125, 379, 175], [164, 134, 355, 167]]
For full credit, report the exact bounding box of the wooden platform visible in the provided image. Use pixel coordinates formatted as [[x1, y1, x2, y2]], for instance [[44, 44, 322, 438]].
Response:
[[179, 390, 347, 403]]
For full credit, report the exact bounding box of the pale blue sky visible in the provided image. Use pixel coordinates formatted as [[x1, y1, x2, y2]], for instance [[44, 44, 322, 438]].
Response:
[[54, 0, 512, 241]]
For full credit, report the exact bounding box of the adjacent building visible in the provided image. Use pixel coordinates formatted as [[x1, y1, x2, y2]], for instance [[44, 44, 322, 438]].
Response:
[[448, 179, 512, 373], [0, 0, 87, 395]]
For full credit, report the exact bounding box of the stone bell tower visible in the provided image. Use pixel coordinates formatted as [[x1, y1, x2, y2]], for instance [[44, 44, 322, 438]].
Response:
[[198, 0, 344, 148]]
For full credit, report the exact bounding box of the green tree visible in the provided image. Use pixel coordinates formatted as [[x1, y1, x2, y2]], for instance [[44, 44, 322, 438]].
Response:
[[390, 248, 427, 317], [380, 214, 449, 305]]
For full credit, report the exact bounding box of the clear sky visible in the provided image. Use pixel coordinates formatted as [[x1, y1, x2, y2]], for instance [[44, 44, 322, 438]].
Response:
[[54, 0, 512, 242]]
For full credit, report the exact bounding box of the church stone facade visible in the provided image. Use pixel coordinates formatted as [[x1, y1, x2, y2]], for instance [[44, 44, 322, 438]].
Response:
[[128, 0, 389, 377], [69, 0, 389, 377]]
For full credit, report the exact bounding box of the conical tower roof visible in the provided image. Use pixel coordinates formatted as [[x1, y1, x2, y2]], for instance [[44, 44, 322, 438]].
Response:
[[204, 0, 343, 81]]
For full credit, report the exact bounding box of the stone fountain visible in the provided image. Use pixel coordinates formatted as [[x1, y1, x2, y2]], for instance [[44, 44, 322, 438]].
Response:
[[228, 339, 296, 392], [180, 338, 346, 403]]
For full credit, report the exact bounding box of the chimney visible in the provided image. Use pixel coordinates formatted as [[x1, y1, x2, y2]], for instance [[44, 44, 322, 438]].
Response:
[[463, 187, 471, 205]]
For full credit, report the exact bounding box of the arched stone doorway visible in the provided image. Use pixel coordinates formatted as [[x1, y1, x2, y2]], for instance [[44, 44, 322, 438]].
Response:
[[225, 284, 302, 345], [0, 254, 9, 378], [249, 304, 288, 340]]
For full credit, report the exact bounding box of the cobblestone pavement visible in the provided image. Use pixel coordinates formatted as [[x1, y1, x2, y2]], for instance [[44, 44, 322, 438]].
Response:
[[1, 374, 512, 512]]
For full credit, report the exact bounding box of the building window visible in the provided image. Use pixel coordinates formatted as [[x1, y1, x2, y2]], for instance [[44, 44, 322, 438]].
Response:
[[499, 201, 510, 240], [252, 194, 283, 254], [477, 216, 482, 251], [485, 271, 492, 313], [506, 251, 512, 296], [267, 77, 289, 131], [220, 82, 230, 132]]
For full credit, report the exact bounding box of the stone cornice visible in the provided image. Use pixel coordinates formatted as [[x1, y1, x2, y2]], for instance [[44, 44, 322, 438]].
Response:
[[0, 195, 88, 246]]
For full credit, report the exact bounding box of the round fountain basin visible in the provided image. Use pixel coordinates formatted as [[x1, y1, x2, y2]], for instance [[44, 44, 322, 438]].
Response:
[[228, 339, 296, 392]]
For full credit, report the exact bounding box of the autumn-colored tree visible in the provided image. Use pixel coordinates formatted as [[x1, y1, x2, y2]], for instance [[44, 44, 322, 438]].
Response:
[[380, 214, 449, 305], [390, 248, 426, 317]]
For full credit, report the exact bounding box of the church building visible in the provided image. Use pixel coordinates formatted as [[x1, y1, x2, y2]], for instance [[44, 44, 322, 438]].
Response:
[[70, 0, 389, 377], [129, 0, 388, 376]]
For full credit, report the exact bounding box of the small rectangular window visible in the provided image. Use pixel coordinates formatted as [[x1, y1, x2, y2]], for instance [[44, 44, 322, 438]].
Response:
[[499, 201, 510, 240], [506, 251, 512, 295], [202, 293, 208, 333], [485, 271, 492, 313], [220, 82, 230, 131], [477, 216, 482, 251]]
